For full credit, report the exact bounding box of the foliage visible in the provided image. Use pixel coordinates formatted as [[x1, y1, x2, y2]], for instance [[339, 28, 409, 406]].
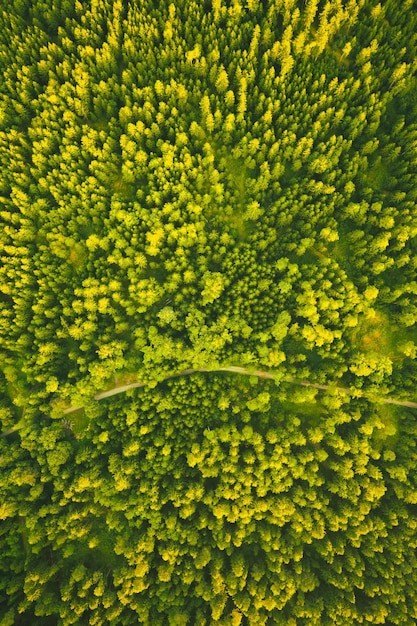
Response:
[[1, 0, 417, 623]]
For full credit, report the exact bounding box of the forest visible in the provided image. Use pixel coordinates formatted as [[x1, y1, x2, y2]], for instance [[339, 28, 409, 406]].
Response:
[[1, 0, 417, 623]]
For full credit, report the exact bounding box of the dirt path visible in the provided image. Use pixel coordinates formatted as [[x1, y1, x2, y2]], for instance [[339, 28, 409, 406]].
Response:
[[217, 366, 417, 407], [62, 365, 417, 413], [3, 366, 417, 436]]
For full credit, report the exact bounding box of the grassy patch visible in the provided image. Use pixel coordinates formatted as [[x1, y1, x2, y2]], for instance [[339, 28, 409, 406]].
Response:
[[300, 244, 331, 265], [332, 237, 350, 264], [19, 516, 29, 556], [279, 399, 324, 425], [112, 176, 137, 200], [365, 157, 389, 192], [68, 408, 90, 438], [373, 404, 399, 450], [351, 309, 394, 355], [277, 383, 324, 425], [111, 373, 141, 387]]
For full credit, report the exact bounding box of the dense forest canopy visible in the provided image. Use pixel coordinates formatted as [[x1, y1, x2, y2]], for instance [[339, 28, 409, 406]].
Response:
[[1, 0, 417, 624]]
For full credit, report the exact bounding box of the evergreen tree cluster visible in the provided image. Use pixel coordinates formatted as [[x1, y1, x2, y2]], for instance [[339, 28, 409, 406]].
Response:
[[1, 0, 417, 623]]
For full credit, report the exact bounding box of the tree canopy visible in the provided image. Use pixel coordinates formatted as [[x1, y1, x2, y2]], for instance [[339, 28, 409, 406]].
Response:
[[1, 0, 417, 624]]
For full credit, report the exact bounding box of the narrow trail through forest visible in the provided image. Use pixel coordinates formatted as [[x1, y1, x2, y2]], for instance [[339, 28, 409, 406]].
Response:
[[3, 366, 417, 438], [63, 366, 417, 413]]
